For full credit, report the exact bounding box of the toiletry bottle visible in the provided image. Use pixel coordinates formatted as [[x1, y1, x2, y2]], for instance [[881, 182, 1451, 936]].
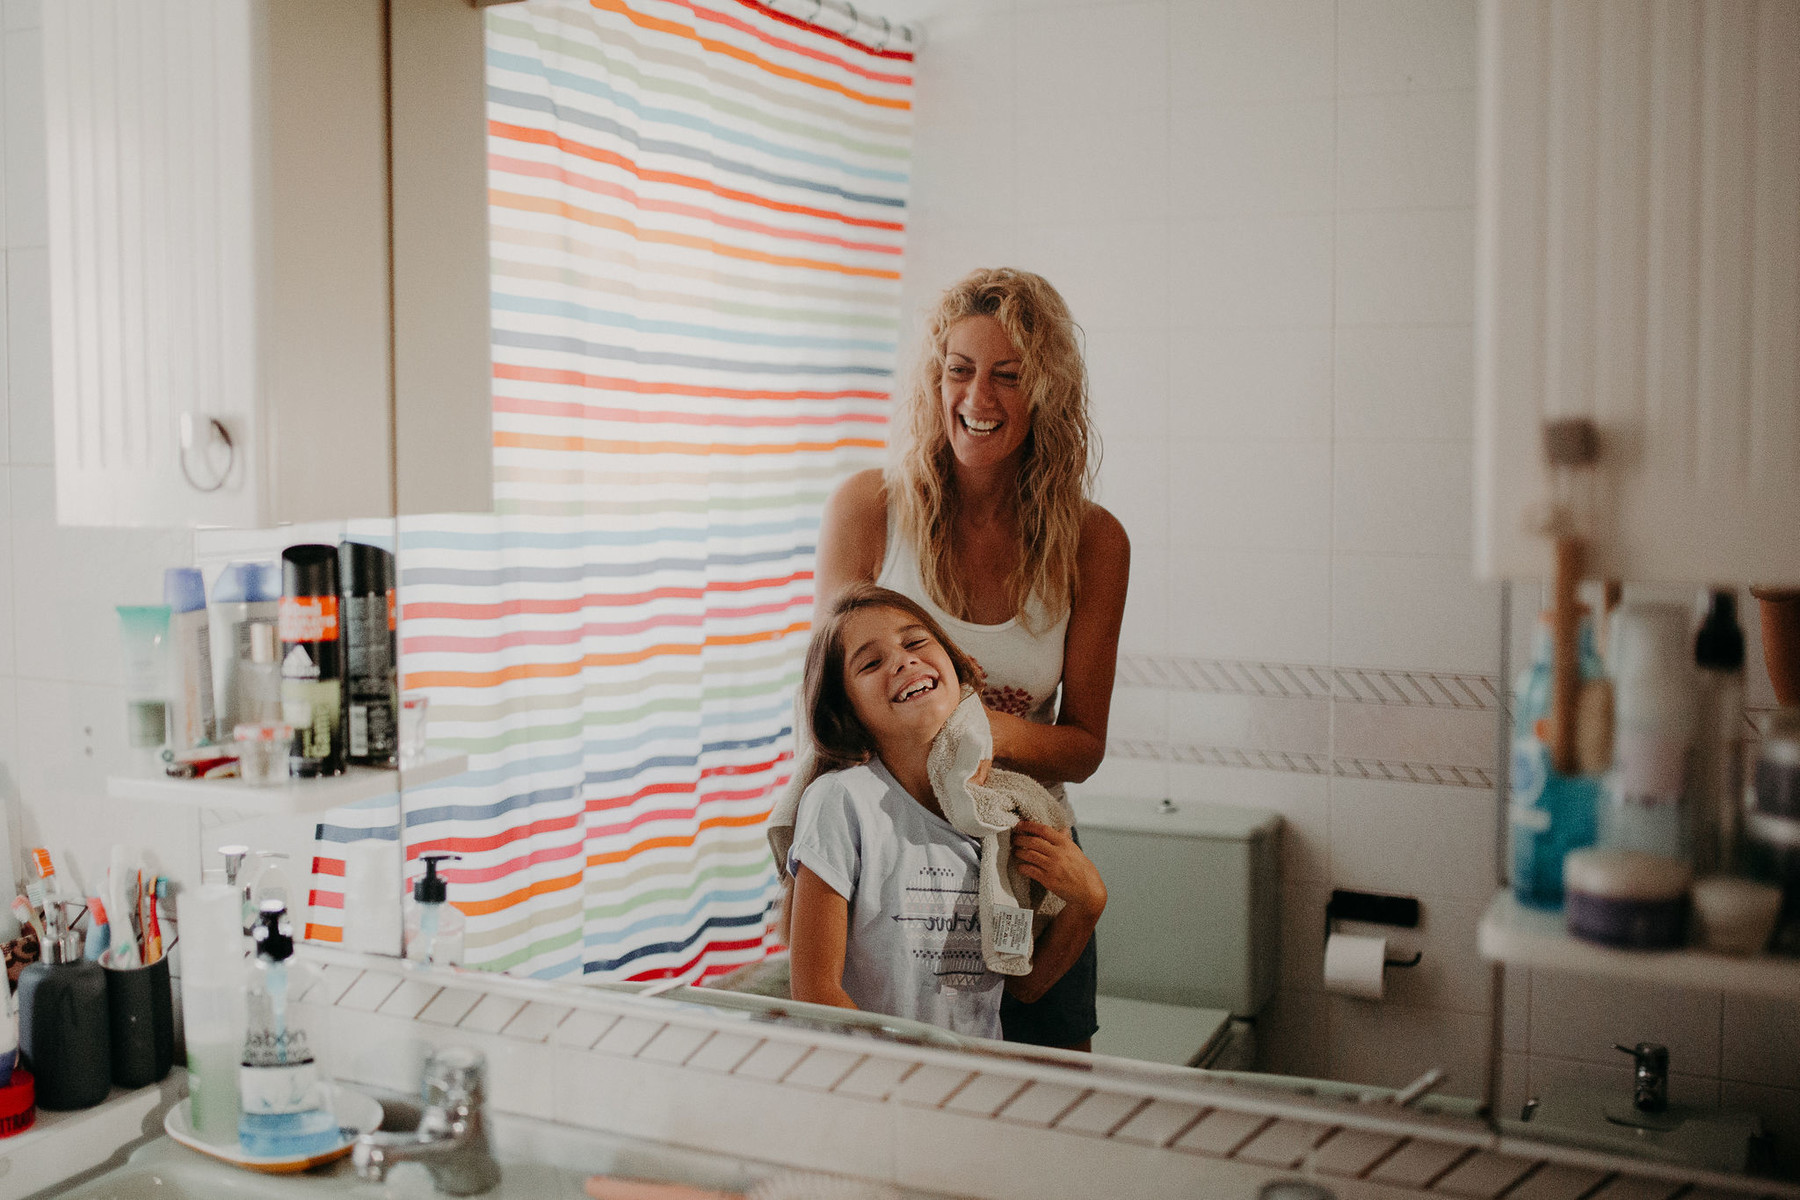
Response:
[[211, 561, 281, 733], [117, 605, 173, 764], [1692, 590, 1747, 875], [248, 851, 293, 916], [280, 545, 346, 777], [1510, 609, 1607, 907], [239, 901, 339, 1157], [1604, 603, 1699, 861], [340, 542, 398, 766], [183, 881, 246, 1146], [17, 910, 110, 1110], [165, 568, 218, 749], [404, 854, 466, 966]]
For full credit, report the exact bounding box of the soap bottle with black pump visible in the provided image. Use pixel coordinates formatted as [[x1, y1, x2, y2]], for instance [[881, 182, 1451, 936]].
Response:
[[17, 908, 111, 1109], [404, 854, 465, 966], [239, 901, 339, 1157]]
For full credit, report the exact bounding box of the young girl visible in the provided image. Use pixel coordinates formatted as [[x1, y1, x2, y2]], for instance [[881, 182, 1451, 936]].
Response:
[[786, 584, 1106, 1040]]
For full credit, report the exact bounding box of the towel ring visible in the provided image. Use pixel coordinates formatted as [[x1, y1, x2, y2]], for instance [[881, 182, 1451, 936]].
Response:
[[178, 415, 234, 493]]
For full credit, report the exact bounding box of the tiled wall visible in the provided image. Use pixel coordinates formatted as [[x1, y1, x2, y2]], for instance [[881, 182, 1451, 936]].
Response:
[[293, 947, 1793, 1200]]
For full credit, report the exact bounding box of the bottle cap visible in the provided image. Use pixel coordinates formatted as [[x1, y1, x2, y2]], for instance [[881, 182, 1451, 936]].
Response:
[[1694, 591, 1745, 671], [339, 541, 395, 597], [233, 722, 293, 743], [163, 568, 207, 614], [281, 545, 340, 602], [252, 900, 293, 962], [413, 854, 462, 904], [213, 561, 281, 605]]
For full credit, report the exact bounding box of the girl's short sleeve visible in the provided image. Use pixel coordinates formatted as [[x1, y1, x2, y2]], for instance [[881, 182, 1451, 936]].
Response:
[[788, 774, 860, 901]]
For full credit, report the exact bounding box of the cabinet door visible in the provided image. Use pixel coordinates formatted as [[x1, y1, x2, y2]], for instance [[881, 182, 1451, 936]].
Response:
[[1475, 0, 1800, 586]]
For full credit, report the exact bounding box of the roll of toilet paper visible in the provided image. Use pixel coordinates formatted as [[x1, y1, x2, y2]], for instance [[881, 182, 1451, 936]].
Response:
[[1323, 932, 1387, 1001]]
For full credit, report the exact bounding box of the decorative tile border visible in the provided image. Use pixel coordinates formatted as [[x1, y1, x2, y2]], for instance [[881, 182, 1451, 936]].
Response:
[[290, 948, 1799, 1200], [1119, 654, 1501, 711]]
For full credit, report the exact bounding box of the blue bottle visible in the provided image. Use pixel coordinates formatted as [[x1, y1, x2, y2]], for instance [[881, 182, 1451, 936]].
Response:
[[1510, 612, 1606, 908]]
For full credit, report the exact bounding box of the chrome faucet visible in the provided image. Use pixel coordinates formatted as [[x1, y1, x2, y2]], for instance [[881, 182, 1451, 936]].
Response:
[[1614, 1042, 1670, 1113], [353, 1047, 502, 1196]]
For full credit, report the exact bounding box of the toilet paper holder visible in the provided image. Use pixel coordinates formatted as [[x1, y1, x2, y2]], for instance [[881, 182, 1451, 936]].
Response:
[[1325, 889, 1423, 968]]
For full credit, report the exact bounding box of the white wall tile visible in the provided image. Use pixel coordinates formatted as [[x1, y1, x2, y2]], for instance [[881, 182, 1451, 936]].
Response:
[[3, 1, 39, 33], [1078, 753, 1167, 799], [6, 246, 48, 462], [1168, 548, 1331, 663], [1528, 971, 1723, 1076], [1334, 324, 1474, 441], [1332, 553, 1501, 673], [1720, 995, 1800, 1090], [501, 1000, 572, 1043], [1336, 207, 1476, 325], [1113, 1098, 1204, 1148], [996, 1081, 1086, 1128], [1015, 1, 1169, 118], [458, 992, 525, 1035], [1334, 440, 1474, 558], [906, 125, 1016, 227], [1016, 108, 1167, 226], [3, 28, 44, 248], [1170, 325, 1332, 441], [685, 1031, 759, 1074], [1168, 438, 1331, 552], [1328, 776, 1495, 901], [0, 254, 10, 463], [0, 466, 12, 676], [1336, 0, 1478, 96], [1169, 214, 1333, 328], [1329, 998, 1490, 1099], [1336, 90, 1478, 211], [1168, 100, 1334, 217], [1503, 969, 1530, 1054], [1165, 692, 1329, 757], [1087, 326, 1170, 451], [1116, 556, 1166, 657], [1094, 437, 1168, 568], [1169, 0, 1335, 108], [637, 1023, 711, 1065], [1365, 893, 1490, 1016], [593, 1014, 664, 1057], [1016, 218, 1170, 333], [1166, 761, 1329, 884], [781, 1045, 861, 1090]]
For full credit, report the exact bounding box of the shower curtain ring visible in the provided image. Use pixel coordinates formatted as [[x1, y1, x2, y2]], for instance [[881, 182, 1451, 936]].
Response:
[[808, 0, 823, 21], [844, 2, 858, 36], [872, 14, 891, 50]]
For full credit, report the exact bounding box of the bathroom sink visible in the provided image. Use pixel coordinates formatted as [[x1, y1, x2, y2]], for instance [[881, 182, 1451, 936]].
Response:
[[1506, 1085, 1766, 1175]]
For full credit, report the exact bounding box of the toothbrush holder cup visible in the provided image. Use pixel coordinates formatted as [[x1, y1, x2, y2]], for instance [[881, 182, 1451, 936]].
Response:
[[103, 953, 174, 1087]]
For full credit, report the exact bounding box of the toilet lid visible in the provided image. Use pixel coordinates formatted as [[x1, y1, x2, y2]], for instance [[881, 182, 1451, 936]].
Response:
[[1092, 995, 1233, 1067]]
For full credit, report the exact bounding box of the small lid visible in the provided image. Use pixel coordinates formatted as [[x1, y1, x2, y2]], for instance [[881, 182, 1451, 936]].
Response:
[[252, 899, 293, 962], [163, 568, 207, 614], [249, 621, 278, 664], [1694, 591, 1745, 671], [281, 544, 340, 601], [213, 561, 281, 605], [413, 853, 461, 903], [1564, 848, 1692, 901], [233, 722, 293, 743], [339, 541, 395, 597]]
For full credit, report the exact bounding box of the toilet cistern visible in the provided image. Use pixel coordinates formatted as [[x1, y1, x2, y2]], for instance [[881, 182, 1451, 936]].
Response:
[[1613, 1041, 1669, 1113]]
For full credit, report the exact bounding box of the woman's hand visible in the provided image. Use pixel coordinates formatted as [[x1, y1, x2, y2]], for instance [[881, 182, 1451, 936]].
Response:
[[1009, 820, 1106, 919]]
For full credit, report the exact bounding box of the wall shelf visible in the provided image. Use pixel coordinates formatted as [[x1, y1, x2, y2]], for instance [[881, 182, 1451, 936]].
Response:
[[1478, 891, 1800, 1000], [106, 750, 468, 815]]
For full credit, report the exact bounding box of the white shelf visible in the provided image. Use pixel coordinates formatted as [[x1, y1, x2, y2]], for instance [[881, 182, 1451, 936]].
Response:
[[1478, 891, 1800, 1000], [106, 750, 468, 815]]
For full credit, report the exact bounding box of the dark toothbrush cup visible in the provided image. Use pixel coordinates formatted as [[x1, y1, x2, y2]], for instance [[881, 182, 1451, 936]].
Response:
[[18, 957, 111, 1110], [104, 954, 175, 1088]]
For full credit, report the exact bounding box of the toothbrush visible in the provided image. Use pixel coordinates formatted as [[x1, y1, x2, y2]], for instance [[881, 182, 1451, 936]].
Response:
[[9, 896, 42, 941], [84, 896, 111, 961], [108, 846, 141, 969], [142, 877, 163, 963]]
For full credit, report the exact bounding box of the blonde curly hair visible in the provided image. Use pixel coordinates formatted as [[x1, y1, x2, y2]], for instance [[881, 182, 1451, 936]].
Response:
[[888, 268, 1097, 629]]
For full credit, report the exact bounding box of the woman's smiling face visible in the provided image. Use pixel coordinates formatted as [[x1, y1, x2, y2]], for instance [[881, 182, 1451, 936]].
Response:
[[940, 314, 1030, 469], [839, 605, 961, 750]]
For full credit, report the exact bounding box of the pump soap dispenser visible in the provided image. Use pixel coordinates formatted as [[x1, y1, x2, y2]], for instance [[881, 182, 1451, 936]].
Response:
[[17, 908, 110, 1109], [239, 901, 338, 1157], [404, 854, 465, 966]]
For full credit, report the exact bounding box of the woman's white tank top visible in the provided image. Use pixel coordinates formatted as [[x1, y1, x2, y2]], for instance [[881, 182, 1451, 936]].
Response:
[[876, 519, 1070, 726]]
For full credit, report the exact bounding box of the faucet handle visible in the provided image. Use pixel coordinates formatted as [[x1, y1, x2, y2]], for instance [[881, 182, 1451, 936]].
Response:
[[1613, 1041, 1669, 1071], [422, 1046, 488, 1109]]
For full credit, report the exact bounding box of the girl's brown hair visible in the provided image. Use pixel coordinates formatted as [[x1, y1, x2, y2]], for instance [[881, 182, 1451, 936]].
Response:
[[800, 583, 983, 787], [889, 267, 1097, 630]]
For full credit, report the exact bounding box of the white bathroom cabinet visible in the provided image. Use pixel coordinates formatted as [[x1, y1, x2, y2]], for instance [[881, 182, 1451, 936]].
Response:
[[1474, 1, 1800, 587], [43, 0, 494, 528]]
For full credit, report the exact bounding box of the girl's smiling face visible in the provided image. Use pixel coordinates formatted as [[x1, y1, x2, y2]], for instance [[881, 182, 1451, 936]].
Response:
[[839, 605, 962, 750], [940, 314, 1030, 469]]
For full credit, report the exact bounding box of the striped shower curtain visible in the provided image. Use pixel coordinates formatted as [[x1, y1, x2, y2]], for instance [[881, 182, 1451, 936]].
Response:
[[308, 0, 911, 980]]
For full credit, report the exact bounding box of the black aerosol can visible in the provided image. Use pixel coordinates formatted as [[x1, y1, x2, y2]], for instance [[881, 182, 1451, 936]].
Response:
[[280, 545, 346, 777], [340, 541, 397, 766]]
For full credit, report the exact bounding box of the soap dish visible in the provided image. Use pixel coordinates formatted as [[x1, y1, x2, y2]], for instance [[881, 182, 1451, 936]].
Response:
[[165, 1085, 383, 1174]]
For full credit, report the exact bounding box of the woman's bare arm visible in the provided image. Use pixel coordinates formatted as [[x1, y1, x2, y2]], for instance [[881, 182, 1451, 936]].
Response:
[[814, 468, 888, 606], [1003, 820, 1106, 1003], [787, 865, 858, 1010], [988, 505, 1130, 784]]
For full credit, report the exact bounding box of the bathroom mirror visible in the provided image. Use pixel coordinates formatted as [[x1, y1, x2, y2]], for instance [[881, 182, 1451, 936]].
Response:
[[329, 0, 1791, 1185]]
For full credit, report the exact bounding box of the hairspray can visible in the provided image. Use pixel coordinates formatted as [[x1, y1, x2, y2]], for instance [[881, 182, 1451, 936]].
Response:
[[279, 546, 345, 777], [339, 542, 398, 766]]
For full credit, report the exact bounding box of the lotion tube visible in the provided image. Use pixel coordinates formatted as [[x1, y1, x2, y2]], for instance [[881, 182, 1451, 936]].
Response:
[[117, 605, 173, 758], [165, 569, 217, 749]]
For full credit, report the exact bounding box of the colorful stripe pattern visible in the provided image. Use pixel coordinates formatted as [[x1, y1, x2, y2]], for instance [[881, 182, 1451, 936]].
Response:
[[307, 0, 909, 980]]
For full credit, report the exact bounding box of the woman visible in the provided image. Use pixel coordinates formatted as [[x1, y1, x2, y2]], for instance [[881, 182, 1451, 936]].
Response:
[[809, 267, 1129, 1050]]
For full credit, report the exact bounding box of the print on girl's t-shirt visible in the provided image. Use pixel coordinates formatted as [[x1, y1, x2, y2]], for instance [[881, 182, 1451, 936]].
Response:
[[895, 864, 985, 989]]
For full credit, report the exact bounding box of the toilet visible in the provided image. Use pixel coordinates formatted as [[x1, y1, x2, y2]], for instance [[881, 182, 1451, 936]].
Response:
[[1071, 793, 1281, 1068]]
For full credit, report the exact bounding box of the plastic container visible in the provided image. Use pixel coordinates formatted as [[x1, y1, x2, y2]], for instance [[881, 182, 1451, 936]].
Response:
[[104, 952, 174, 1087], [340, 542, 398, 766], [165, 568, 217, 750], [1691, 591, 1747, 875], [1510, 611, 1607, 907], [180, 882, 245, 1146], [233, 722, 294, 786], [404, 853, 465, 966], [17, 940, 110, 1110], [211, 562, 281, 734], [280, 546, 346, 777], [1604, 603, 1698, 861], [1691, 876, 1781, 955], [116, 605, 173, 760], [1564, 848, 1691, 949]]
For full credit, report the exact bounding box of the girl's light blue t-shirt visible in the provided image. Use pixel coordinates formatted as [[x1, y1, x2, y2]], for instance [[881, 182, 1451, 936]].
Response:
[[788, 759, 1003, 1040]]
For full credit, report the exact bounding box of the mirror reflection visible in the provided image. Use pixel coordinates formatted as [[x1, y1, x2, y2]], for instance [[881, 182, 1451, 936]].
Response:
[[6, 0, 1797, 1190]]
